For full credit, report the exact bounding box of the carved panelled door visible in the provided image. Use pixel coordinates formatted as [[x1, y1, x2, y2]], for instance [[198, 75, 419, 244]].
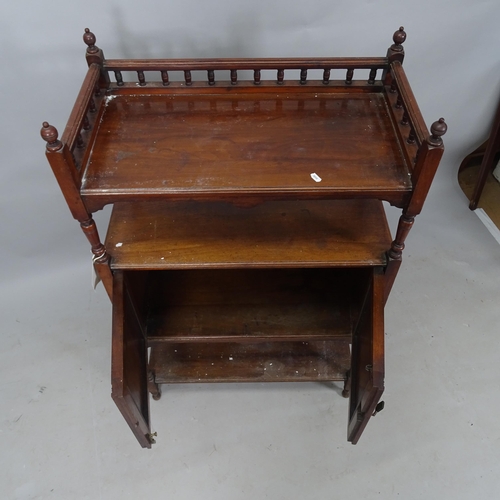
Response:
[[111, 271, 152, 448], [348, 268, 385, 444]]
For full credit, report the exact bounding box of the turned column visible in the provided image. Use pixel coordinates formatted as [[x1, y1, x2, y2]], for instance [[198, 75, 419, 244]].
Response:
[[40, 122, 113, 300], [384, 118, 447, 303]]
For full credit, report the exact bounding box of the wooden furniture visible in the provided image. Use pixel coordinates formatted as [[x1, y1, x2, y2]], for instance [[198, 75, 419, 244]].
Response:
[[41, 27, 446, 448], [459, 95, 500, 210]]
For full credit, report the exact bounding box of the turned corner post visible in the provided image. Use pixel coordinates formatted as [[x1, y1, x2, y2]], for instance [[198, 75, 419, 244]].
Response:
[[408, 118, 447, 215], [385, 118, 447, 303], [384, 214, 414, 304], [80, 218, 107, 261], [83, 28, 110, 87], [41, 122, 113, 300], [388, 214, 415, 261], [385, 210, 415, 304], [383, 26, 406, 85], [80, 218, 114, 301]]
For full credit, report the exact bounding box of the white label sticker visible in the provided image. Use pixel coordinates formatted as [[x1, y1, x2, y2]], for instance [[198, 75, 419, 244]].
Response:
[[310, 173, 322, 182]]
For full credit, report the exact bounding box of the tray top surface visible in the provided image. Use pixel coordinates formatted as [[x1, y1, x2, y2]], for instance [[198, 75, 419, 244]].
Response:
[[81, 91, 410, 198]]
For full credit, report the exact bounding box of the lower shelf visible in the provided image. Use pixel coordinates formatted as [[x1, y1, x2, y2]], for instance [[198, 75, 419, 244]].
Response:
[[146, 268, 361, 343], [149, 340, 351, 384]]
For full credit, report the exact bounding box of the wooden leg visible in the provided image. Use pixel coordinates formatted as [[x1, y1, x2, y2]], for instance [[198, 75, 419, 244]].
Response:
[[388, 214, 414, 261], [384, 258, 401, 305], [342, 369, 351, 398], [148, 370, 162, 401], [93, 257, 114, 301], [80, 218, 113, 300], [384, 214, 414, 303]]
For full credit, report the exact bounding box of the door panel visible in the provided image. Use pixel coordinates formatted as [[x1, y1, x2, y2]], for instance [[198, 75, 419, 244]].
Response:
[[112, 271, 152, 448], [348, 267, 385, 444]]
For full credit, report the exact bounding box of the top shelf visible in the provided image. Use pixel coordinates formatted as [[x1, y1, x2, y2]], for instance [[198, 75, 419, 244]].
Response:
[[80, 89, 412, 209], [42, 28, 446, 220]]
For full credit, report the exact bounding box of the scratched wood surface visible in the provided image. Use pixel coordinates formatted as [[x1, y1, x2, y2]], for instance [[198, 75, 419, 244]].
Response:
[[150, 340, 351, 383], [105, 198, 392, 269], [81, 91, 411, 209], [144, 268, 367, 343]]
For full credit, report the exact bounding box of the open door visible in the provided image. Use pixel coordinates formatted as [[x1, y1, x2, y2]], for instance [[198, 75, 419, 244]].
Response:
[[111, 271, 153, 448], [348, 267, 385, 444]]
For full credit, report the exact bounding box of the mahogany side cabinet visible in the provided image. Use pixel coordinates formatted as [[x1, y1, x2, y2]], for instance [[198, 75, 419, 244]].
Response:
[[41, 27, 446, 448]]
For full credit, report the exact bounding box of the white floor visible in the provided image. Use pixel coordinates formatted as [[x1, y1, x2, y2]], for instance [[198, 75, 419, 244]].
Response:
[[1, 172, 500, 499]]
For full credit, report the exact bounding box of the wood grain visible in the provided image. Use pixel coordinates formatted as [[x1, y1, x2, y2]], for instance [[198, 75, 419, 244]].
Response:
[[150, 340, 350, 383], [144, 268, 367, 343], [81, 91, 411, 209], [105, 199, 392, 269]]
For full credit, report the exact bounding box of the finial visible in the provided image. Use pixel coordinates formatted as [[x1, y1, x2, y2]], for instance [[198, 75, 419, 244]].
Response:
[[429, 118, 447, 146], [391, 27, 406, 52], [41, 122, 62, 151], [83, 28, 99, 54]]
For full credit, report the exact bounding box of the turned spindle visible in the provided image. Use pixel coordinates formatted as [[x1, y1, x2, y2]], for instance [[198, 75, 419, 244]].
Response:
[[277, 69, 284, 85], [345, 68, 353, 85], [428, 118, 447, 146], [114, 71, 123, 86], [401, 110, 409, 126], [184, 70, 192, 86], [82, 115, 91, 131], [253, 69, 261, 85], [322, 69, 330, 85], [83, 28, 99, 54], [161, 70, 169, 86], [40, 122, 62, 152], [300, 69, 307, 85], [76, 133, 85, 149], [368, 68, 377, 84], [407, 128, 416, 144], [137, 71, 146, 86], [230, 69, 237, 85], [207, 70, 215, 85]]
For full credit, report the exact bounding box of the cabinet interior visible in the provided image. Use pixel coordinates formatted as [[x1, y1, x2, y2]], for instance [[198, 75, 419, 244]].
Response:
[[118, 267, 377, 384]]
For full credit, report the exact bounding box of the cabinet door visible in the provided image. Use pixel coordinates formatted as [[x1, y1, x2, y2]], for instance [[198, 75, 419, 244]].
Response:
[[348, 268, 385, 444], [111, 271, 152, 448]]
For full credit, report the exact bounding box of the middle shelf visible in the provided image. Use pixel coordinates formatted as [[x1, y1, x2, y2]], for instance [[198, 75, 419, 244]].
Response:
[[105, 198, 392, 269]]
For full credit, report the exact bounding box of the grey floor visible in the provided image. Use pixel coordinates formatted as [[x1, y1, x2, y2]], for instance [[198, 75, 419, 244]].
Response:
[[2, 3, 500, 498], [2, 168, 500, 499]]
